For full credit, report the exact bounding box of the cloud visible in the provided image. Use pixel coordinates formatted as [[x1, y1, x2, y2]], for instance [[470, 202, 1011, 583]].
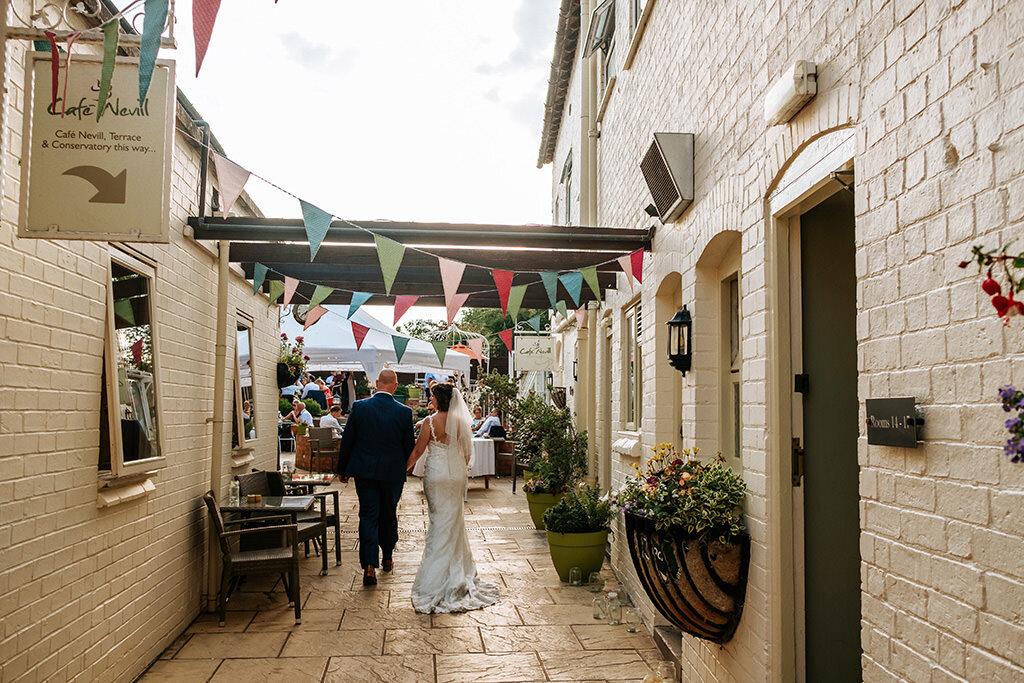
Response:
[[477, 1, 557, 77], [278, 31, 358, 74]]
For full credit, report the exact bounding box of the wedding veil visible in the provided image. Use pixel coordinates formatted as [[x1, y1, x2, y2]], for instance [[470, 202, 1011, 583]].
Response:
[[447, 388, 473, 464]]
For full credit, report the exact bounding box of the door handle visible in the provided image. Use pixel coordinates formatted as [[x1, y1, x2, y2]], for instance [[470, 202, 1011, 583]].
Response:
[[792, 437, 805, 486]]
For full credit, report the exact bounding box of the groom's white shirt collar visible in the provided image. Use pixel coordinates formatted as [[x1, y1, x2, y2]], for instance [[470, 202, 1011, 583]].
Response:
[[372, 390, 393, 397]]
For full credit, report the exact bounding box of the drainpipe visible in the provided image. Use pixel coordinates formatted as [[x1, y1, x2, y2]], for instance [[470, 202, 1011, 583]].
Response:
[[578, 0, 593, 229], [584, 302, 598, 486], [0, 0, 9, 209], [597, 316, 612, 492]]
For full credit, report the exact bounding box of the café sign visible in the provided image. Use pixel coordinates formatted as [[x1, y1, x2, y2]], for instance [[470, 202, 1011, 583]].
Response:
[[19, 54, 175, 242], [513, 335, 554, 372]]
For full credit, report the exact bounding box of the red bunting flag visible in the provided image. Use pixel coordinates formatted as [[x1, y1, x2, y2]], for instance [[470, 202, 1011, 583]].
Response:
[[393, 295, 418, 326], [351, 321, 370, 350], [303, 305, 327, 330], [498, 328, 514, 353], [193, 0, 222, 75], [282, 277, 299, 307], [631, 249, 644, 284], [130, 338, 143, 365], [446, 292, 470, 324], [468, 338, 484, 361], [492, 269, 514, 316], [44, 32, 59, 110]]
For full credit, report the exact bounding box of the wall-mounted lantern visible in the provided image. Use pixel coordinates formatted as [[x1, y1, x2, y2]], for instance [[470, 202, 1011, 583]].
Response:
[[572, 359, 578, 381], [667, 306, 692, 375]]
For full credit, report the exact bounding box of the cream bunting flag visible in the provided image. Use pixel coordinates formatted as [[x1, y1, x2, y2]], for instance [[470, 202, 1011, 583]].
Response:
[[446, 292, 470, 324], [212, 152, 250, 215], [303, 305, 327, 330], [468, 338, 484, 361], [438, 257, 466, 310], [282, 277, 299, 307]]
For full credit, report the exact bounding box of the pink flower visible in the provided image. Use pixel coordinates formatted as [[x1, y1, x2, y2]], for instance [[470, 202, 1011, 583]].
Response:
[[281, 333, 288, 339], [295, 336, 304, 344], [982, 277, 1002, 296]]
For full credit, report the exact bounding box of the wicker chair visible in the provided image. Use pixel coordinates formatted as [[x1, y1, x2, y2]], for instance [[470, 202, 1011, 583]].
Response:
[[202, 491, 301, 626], [307, 427, 339, 474], [267, 470, 342, 567]]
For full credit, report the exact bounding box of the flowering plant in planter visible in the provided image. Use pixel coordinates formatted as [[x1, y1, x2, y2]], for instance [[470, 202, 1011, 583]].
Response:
[[279, 333, 308, 378], [999, 385, 1024, 463], [611, 443, 746, 543], [959, 244, 1024, 323]]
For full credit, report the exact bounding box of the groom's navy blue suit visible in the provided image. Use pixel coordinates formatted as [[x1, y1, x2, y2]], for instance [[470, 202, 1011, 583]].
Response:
[[337, 391, 415, 569]]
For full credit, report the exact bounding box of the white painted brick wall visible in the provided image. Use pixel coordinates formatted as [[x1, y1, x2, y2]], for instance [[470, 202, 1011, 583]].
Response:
[[547, 0, 1024, 680]]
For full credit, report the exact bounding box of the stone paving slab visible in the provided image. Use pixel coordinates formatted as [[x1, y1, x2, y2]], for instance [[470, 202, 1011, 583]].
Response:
[[141, 477, 665, 682]]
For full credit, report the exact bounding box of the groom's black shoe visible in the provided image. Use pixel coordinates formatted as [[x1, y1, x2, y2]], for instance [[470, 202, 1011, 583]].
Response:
[[362, 567, 377, 586], [382, 559, 394, 572]]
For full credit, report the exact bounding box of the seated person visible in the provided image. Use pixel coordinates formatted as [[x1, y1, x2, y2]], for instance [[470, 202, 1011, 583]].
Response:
[[319, 403, 344, 438], [280, 379, 300, 398], [471, 407, 484, 430], [300, 377, 319, 398], [316, 378, 333, 403], [241, 400, 252, 422], [285, 399, 314, 433], [474, 408, 502, 438]]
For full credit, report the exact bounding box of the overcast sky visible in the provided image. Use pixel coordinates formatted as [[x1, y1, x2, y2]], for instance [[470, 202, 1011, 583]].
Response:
[[136, 0, 558, 323]]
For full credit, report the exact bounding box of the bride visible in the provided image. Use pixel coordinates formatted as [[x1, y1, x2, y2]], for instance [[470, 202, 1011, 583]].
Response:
[[406, 383, 499, 613]]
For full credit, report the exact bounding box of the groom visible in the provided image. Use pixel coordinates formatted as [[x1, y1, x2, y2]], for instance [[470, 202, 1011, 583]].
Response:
[[337, 369, 415, 586]]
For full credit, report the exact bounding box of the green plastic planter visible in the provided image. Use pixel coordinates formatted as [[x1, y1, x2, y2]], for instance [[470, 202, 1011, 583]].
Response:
[[546, 529, 609, 582], [525, 491, 563, 530]]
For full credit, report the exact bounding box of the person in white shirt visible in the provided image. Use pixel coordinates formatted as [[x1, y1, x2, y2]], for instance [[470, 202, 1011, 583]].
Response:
[[287, 399, 314, 429], [319, 404, 344, 438], [301, 377, 320, 398], [474, 408, 502, 438]]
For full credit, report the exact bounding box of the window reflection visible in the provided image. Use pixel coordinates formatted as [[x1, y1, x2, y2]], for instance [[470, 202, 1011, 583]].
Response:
[[237, 325, 256, 441]]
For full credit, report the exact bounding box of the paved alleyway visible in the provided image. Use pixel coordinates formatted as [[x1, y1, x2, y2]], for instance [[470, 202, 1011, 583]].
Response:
[[139, 476, 666, 682]]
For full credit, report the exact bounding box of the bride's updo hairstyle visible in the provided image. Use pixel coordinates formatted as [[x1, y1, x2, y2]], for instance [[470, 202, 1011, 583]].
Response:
[[432, 383, 455, 412]]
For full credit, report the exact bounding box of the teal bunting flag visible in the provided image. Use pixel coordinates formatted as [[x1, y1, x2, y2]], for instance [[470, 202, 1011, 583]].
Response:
[[300, 200, 332, 260], [430, 340, 448, 365], [558, 271, 584, 306], [526, 314, 541, 331], [392, 335, 410, 363], [580, 265, 601, 303], [540, 272, 559, 308], [348, 292, 372, 318], [252, 263, 268, 294], [308, 285, 333, 309], [138, 0, 169, 105], [555, 300, 568, 319], [97, 20, 119, 121]]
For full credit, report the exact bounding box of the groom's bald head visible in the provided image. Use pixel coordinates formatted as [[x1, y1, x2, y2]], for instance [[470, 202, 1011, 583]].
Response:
[[376, 369, 398, 393]]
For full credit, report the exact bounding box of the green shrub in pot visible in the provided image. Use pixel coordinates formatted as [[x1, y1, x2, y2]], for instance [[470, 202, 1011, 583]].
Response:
[[543, 484, 613, 582]]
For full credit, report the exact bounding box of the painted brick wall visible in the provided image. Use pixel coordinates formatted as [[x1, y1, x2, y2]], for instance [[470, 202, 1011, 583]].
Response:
[[548, 0, 1024, 680], [0, 16, 280, 683]]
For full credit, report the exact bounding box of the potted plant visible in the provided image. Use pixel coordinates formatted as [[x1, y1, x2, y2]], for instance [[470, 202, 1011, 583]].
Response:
[[511, 393, 572, 478], [277, 334, 308, 388], [543, 484, 613, 581], [612, 443, 749, 644], [355, 376, 371, 399], [524, 426, 586, 529]]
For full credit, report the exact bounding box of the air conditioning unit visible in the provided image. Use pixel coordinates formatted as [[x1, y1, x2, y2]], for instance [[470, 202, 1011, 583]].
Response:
[[640, 133, 694, 223]]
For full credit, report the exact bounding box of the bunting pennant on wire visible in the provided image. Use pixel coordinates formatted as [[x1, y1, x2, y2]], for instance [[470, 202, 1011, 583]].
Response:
[[506, 284, 527, 320], [575, 307, 586, 327], [131, 338, 144, 365], [308, 285, 334, 309], [555, 300, 568, 320], [374, 234, 405, 295], [351, 321, 369, 349], [348, 291, 372, 317], [300, 200, 332, 260], [114, 299, 135, 325], [96, 21, 119, 121], [430, 340, 448, 365], [540, 272, 558, 308], [392, 334, 410, 363], [526, 314, 541, 331], [139, 0, 169, 105], [252, 263, 267, 294], [212, 152, 250, 215], [492, 270, 514, 316], [193, 0, 221, 76], [617, 254, 635, 290], [558, 271, 583, 307], [267, 279, 285, 304], [498, 328, 514, 352], [282, 277, 299, 307], [468, 338, 484, 361], [446, 292, 470, 324], [393, 295, 418, 326], [44, 32, 59, 110], [303, 305, 327, 330], [580, 265, 601, 303], [631, 249, 645, 283], [438, 257, 466, 309], [60, 32, 82, 118]]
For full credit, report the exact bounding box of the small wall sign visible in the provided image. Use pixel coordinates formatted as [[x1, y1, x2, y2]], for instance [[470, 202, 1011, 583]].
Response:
[[866, 397, 922, 448], [513, 334, 554, 372]]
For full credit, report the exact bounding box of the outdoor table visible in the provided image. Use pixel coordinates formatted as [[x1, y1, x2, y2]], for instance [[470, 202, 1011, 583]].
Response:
[[411, 437, 495, 488], [220, 495, 329, 575], [285, 474, 335, 495]]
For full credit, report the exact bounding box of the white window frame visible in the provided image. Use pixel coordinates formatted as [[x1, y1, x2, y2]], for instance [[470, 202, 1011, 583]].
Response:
[[623, 300, 642, 430], [721, 271, 742, 467], [101, 248, 166, 478], [623, 0, 657, 70], [234, 320, 256, 447]]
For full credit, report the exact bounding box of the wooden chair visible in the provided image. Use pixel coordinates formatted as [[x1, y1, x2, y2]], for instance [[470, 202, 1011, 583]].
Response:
[[202, 491, 301, 626], [307, 427, 339, 474], [268, 470, 342, 568]]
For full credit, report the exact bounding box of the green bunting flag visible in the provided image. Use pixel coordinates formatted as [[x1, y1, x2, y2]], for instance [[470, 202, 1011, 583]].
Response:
[[558, 271, 584, 306], [526, 314, 541, 331], [252, 263, 267, 294], [114, 299, 135, 326], [555, 300, 568, 319], [430, 340, 448, 365], [138, 0, 169, 105], [580, 266, 601, 303], [308, 285, 333, 309], [392, 335, 410, 363], [97, 19, 119, 121], [348, 291, 372, 318], [267, 280, 285, 304], [506, 284, 527, 320], [540, 272, 559, 308], [374, 234, 406, 295], [300, 200, 332, 260]]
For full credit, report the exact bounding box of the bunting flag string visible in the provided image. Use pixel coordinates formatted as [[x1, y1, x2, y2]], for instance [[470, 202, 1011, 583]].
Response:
[[393, 295, 418, 326], [555, 300, 568, 320], [468, 338, 484, 361], [580, 265, 601, 304], [430, 340, 448, 365], [558, 271, 583, 307], [375, 234, 406, 295], [446, 292, 470, 324], [506, 284, 527, 320], [252, 263, 268, 294], [212, 152, 250, 215], [492, 269, 514, 316], [308, 285, 334, 309], [498, 328, 514, 352], [193, 0, 222, 76], [282, 277, 299, 307], [300, 200, 332, 261], [526, 315, 541, 331], [540, 272, 559, 308], [130, 338, 144, 364], [303, 305, 327, 330], [438, 257, 466, 309], [617, 254, 635, 290], [575, 307, 586, 328], [60, 32, 82, 118], [138, 0, 169, 105], [631, 249, 645, 284], [114, 298, 135, 325], [351, 321, 370, 349], [96, 21, 119, 121], [348, 291, 372, 317], [392, 335, 410, 363], [43, 32, 59, 110], [267, 279, 285, 304]]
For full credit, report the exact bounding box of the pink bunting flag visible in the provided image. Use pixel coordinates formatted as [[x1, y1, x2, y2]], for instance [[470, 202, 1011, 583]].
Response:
[[130, 338, 143, 365], [211, 152, 249, 215], [631, 249, 645, 284], [438, 257, 466, 309], [303, 305, 327, 330], [446, 292, 470, 324], [498, 329, 514, 353], [617, 254, 635, 290], [468, 338, 484, 361], [575, 307, 586, 328], [492, 269, 514, 316], [193, 0, 222, 76], [393, 295, 418, 326], [351, 321, 370, 350], [282, 277, 299, 307]]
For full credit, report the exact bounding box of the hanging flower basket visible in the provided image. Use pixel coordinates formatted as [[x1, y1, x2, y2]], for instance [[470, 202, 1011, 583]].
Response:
[[623, 511, 750, 644], [277, 362, 300, 388]]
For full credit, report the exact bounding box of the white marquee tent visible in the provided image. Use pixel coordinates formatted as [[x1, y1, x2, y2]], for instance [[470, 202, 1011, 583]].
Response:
[[279, 307, 470, 380]]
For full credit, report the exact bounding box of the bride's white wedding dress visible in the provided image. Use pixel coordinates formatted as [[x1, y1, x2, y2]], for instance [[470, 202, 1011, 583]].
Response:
[[411, 414, 499, 614]]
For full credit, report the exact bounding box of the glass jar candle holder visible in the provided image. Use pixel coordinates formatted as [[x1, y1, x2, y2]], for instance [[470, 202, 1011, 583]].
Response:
[[569, 567, 583, 586], [592, 594, 607, 620], [587, 572, 602, 592], [605, 591, 623, 625], [624, 606, 640, 633]]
